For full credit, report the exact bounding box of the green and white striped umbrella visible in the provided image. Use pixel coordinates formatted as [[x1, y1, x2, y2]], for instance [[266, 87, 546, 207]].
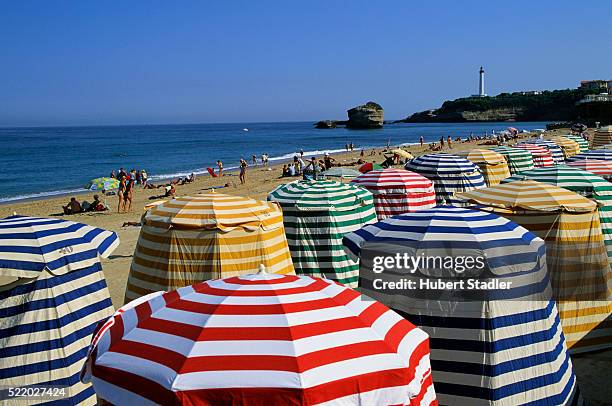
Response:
[[563, 135, 589, 152], [268, 180, 377, 286], [503, 165, 612, 265], [491, 146, 535, 174]]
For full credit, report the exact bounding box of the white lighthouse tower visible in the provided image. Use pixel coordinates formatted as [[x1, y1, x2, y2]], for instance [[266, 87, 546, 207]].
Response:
[[478, 66, 486, 97]]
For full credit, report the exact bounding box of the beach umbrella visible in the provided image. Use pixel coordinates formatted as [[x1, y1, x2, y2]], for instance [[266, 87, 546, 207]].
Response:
[[563, 134, 589, 152], [567, 149, 612, 162], [82, 272, 437, 405], [0, 215, 118, 405], [567, 159, 612, 180], [350, 168, 436, 219], [590, 126, 612, 149], [550, 136, 581, 158], [512, 144, 554, 167], [321, 167, 361, 179], [342, 206, 582, 405], [404, 153, 485, 205], [458, 148, 511, 186], [268, 180, 376, 287], [124, 193, 295, 303], [502, 165, 612, 265], [595, 143, 612, 149], [86, 177, 119, 191], [491, 146, 535, 174], [358, 162, 383, 173], [390, 149, 414, 159], [456, 180, 612, 354], [528, 139, 565, 164]]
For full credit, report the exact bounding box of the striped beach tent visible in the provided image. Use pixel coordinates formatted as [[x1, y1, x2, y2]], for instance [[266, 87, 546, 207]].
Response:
[[567, 159, 612, 181], [82, 273, 437, 405], [529, 139, 565, 164], [456, 181, 612, 354], [124, 193, 295, 303], [404, 153, 485, 205], [491, 146, 535, 174], [591, 126, 612, 149], [268, 180, 376, 287], [512, 144, 555, 167], [550, 136, 581, 158], [350, 168, 436, 219], [0, 215, 118, 405], [563, 134, 589, 152], [502, 165, 612, 266], [343, 206, 583, 405], [567, 149, 612, 162], [459, 149, 511, 186]]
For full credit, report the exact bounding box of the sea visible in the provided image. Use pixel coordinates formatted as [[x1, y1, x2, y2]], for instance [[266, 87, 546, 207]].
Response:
[[0, 121, 549, 203]]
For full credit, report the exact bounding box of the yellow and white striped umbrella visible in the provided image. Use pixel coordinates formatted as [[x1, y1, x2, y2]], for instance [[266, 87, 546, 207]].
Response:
[[591, 126, 612, 149], [124, 193, 295, 303], [459, 149, 511, 186], [456, 180, 612, 354], [550, 136, 581, 158]]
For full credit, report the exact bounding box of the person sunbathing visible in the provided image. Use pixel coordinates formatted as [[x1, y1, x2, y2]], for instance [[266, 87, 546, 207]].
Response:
[[63, 197, 83, 215]]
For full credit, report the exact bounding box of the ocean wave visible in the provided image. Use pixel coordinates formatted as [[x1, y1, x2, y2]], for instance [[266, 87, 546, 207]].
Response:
[[0, 188, 86, 204]]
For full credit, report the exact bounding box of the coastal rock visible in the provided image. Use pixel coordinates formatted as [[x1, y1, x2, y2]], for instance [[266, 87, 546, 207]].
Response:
[[346, 101, 384, 129], [315, 120, 337, 129]]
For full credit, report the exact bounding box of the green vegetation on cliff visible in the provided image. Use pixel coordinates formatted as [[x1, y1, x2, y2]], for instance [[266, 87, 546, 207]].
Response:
[[403, 88, 595, 122]]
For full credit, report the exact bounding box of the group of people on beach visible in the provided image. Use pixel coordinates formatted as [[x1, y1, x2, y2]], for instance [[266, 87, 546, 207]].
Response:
[[110, 168, 148, 187], [63, 194, 107, 215]]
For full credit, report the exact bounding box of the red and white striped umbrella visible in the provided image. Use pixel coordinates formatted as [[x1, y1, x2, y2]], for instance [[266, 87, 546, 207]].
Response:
[[82, 273, 436, 405], [351, 169, 436, 220], [512, 144, 554, 167], [567, 159, 612, 181]]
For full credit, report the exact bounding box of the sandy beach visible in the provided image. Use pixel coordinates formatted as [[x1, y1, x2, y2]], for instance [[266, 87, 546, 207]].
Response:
[[1, 128, 610, 404]]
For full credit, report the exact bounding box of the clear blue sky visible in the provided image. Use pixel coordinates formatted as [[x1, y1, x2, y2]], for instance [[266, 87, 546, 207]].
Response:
[[1, 1, 610, 127]]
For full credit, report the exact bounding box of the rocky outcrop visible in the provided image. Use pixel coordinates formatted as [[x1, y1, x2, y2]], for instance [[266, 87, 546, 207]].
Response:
[[346, 102, 384, 128], [315, 120, 337, 129]]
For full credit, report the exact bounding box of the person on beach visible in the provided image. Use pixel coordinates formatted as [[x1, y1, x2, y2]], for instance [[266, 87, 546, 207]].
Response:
[[124, 177, 134, 212], [440, 136, 445, 149], [239, 159, 248, 184], [118, 168, 127, 180], [141, 169, 148, 187], [110, 170, 116, 179], [360, 149, 365, 157], [216, 160, 224, 176], [447, 136, 452, 149], [300, 149, 304, 158], [281, 165, 290, 177], [262, 154, 269, 167], [117, 177, 126, 212], [252, 155, 257, 166], [63, 197, 82, 215], [323, 153, 335, 170], [420, 136, 424, 147]]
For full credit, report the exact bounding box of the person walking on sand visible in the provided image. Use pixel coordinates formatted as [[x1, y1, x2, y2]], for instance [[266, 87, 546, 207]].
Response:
[[420, 136, 424, 147], [440, 136, 445, 149], [141, 169, 148, 187], [447, 136, 453, 149], [239, 159, 248, 184], [252, 155, 257, 166], [217, 160, 224, 176]]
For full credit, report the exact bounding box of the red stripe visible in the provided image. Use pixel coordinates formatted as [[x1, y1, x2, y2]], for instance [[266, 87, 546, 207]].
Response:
[[191, 277, 329, 296], [110, 340, 186, 372], [181, 355, 298, 373], [359, 301, 389, 326], [304, 368, 411, 404], [93, 365, 177, 405], [385, 319, 417, 352], [222, 274, 301, 285]]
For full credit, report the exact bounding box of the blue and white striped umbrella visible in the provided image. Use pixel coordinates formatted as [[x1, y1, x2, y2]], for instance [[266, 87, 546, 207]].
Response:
[[0, 215, 119, 278], [404, 154, 485, 205], [0, 216, 118, 405], [528, 139, 565, 164], [567, 149, 612, 162], [343, 206, 583, 406]]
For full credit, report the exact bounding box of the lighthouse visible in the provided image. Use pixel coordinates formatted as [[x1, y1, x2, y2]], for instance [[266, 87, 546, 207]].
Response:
[[478, 66, 486, 97]]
